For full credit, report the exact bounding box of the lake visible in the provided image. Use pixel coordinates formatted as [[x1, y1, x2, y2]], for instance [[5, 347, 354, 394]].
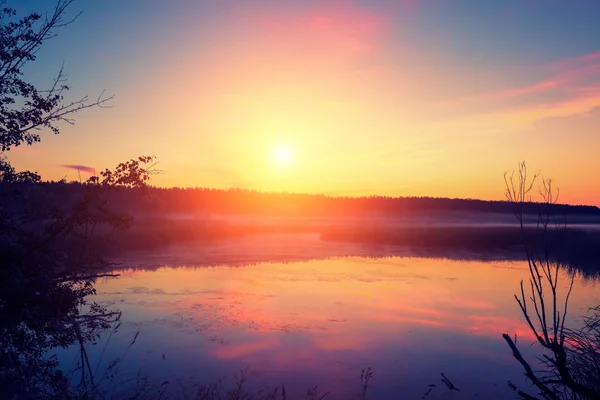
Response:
[[55, 233, 600, 399]]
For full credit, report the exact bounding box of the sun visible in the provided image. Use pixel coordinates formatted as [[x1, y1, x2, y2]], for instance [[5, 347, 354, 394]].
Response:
[[272, 145, 294, 166]]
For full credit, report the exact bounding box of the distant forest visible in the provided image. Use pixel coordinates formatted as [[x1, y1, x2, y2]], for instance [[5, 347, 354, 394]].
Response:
[[9, 181, 600, 217]]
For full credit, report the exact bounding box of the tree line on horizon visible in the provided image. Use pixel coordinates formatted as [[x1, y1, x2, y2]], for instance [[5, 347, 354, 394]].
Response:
[[5, 179, 600, 217]]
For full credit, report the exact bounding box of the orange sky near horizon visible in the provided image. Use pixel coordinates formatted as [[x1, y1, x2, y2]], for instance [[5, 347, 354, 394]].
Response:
[[5, 0, 600, 206]]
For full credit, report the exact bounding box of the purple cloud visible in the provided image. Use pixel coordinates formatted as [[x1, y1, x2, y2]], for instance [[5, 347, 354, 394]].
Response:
[[59, 164, 96, 175]]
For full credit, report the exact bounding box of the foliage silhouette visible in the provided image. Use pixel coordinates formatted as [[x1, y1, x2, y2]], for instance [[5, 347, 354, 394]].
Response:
[[0, 1, 155, 397], [0, 156, 156, 398], [0, 0, 112, 152]]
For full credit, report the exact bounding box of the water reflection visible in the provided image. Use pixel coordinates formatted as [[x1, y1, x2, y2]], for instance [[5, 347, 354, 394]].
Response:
[[53, 235, 599, 399]]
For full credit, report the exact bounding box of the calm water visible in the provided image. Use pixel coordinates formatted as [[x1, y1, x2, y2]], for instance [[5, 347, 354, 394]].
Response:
[[56, 234, 600, 399]]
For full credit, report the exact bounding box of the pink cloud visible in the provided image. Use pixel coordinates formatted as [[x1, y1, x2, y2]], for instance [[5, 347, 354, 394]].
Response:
[[456, 80, 559, 105], [400, 0, 420, 11], [449, 49, 600, 121], [251, 0, 387, 58], [580, 51, 600, 63], [551, 50, 600, 71]]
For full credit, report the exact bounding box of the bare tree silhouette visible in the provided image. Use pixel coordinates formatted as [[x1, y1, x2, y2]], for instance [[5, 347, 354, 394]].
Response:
[[503, 161, 600, 400]]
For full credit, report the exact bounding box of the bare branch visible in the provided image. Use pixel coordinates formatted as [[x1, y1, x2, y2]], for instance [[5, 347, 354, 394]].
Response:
[[503, 334, 560, 400]]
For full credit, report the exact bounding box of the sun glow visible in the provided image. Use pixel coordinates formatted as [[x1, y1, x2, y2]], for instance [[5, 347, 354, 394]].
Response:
[[272, 145, 294, 166]]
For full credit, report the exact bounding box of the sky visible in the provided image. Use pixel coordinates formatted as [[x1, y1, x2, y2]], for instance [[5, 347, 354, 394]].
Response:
[[6, 0, 600, 205]]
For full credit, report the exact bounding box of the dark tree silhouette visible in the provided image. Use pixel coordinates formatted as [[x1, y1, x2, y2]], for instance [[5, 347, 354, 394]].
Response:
[[1, 155, 157, 398], [0, 1, 156, 398], [0, 0, 112, 152]]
